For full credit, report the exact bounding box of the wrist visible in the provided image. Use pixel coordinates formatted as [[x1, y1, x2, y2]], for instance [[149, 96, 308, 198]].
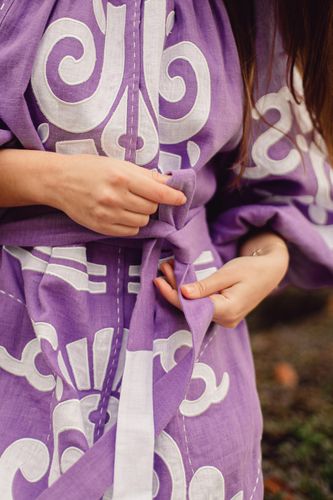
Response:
[[240, 231, 288, 258], [240, 231, 290, 278], [38, 152, 69, 210]]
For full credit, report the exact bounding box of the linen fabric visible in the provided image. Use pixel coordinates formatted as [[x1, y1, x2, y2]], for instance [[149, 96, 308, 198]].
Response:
[[0, 1, 332, 499]]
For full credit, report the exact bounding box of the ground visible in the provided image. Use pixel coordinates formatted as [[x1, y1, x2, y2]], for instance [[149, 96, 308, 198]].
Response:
[[249, 288, 333, 500]]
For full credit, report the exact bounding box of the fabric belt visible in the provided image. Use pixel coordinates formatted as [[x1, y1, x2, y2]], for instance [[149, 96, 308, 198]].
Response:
[[0, 168, 216, 499]]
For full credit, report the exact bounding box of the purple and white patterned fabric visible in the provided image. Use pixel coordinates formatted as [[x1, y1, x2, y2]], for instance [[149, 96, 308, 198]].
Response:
[[0, 1, 332, 499]]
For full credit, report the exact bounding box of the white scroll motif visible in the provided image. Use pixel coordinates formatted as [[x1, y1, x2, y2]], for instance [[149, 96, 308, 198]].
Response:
[[187, 140, 201, 167], [159, 41, 211, 144], [155, 431, 187, 500], [37, 123, 50, 143], [153, 329, 193, 372], [48, 399, 87, 485], [308, 141, 333, 224], [0, 338, 55, 392], [31, 3, 126, 133], [252, 140, 333, 230], [0, 321, 58, 393], [60, 446, 85, 474], [153, 470, 160, 498], [180, 363, 230, 417], [249, 67, 331, 181], [0, 439, 50, 499], [31, 1, 213, 169], [189, 466, 225, 500], [250, 86, 302, 178]]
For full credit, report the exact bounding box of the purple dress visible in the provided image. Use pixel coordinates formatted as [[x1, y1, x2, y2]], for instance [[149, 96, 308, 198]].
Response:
[[0, 1, 332, 499]]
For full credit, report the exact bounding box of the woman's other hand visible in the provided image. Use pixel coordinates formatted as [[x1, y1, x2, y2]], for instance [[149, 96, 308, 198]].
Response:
[[154, 232, 289, 328]]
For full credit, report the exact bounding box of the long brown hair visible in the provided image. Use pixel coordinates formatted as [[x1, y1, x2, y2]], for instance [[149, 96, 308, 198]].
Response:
[[223, 0, 333, 169]]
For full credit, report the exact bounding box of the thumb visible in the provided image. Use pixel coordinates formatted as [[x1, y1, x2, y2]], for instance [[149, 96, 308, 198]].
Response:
[[181, 267, 236, 299]]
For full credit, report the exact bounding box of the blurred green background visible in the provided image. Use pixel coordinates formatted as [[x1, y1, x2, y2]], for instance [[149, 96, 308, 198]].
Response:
[[249, 288, 333, 500]]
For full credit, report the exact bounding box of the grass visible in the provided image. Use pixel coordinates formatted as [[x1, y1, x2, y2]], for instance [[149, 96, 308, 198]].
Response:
[[249, 288, 333, 499]]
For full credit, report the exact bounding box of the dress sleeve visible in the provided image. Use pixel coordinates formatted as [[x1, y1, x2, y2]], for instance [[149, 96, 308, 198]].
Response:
[[209, 7, 333, 290], [209, 149, 333, 289], [0, 119, 16, 148]]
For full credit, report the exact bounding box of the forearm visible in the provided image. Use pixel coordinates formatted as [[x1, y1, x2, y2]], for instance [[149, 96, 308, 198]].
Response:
[[0, 148, 63, 208]]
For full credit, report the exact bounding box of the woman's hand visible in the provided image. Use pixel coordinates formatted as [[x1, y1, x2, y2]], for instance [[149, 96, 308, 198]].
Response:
[[154, 232, 289, 328], [0, 149, 186, 236], [49, 154, 187, 236]]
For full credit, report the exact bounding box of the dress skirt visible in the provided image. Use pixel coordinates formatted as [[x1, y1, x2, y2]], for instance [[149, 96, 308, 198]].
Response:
[[0, 241, 263, 499]]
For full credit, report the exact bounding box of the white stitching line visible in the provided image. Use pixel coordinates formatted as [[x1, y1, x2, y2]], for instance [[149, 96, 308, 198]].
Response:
[[0, 3, 6, 11], [249, 457, 262, 500], [96, 247, 122, 439], [128, 0, 138, 160], [197, 325, 218, 360], [182, 408, 195, 475], [0, 288, 26, 307]]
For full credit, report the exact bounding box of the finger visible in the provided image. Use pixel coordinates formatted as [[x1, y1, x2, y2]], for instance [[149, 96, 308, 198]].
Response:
[[159, 261, 177, 289], [99, 224, 140, 237], [158, 257, 174, 270], [117, 210, 150, 228], [125, 192, 158, 215], [181, 266, 238, 299], [143, 168, 171, 185], [129, 171, 187, 206], [154, 277, 182, 310]]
